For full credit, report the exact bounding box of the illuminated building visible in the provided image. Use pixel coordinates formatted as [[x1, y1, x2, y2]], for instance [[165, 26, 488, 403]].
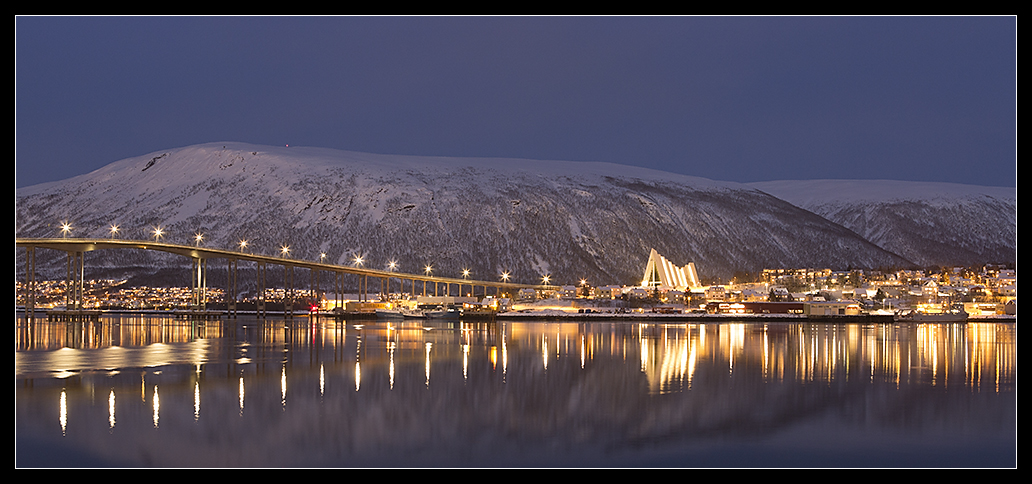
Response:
[[640, 248, 702, 292]]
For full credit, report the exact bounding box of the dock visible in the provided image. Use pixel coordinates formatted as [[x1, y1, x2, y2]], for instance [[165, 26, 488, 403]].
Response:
[[45, 309, 102, 322], [171, 310, 224, 320]]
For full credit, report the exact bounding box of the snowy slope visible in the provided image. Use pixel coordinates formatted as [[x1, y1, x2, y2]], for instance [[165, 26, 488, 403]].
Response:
[[749, 179, 1016, 267], [18, 143, 919, 287]]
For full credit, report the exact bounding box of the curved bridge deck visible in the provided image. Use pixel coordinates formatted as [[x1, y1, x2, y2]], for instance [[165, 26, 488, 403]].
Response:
[[16, 237, 556, 318]]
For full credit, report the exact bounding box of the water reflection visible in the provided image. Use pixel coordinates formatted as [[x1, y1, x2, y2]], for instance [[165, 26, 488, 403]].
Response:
[[15, 315, 1015, 468]]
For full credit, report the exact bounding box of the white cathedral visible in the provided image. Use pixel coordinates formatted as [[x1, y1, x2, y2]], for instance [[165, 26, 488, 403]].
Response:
[[640, 248, 702, 292]]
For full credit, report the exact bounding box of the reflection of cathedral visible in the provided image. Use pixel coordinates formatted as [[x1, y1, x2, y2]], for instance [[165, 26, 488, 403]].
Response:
[[640, 248, 702, 291]]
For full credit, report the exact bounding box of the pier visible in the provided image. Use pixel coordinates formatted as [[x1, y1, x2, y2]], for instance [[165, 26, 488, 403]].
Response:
[[171, 310, 223, 321], [45, 309, 101, 322]]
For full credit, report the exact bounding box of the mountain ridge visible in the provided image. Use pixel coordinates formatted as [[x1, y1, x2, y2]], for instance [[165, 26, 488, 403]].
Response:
[[749, 179, 1016, 268], [15, 142, 1014, 288]]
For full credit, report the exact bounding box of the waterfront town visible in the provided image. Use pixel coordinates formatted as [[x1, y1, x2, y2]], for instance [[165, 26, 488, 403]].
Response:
[[15, 251, 1017, 320]]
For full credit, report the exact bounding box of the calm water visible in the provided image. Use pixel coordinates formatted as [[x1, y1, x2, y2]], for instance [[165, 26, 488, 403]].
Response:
[[15, 314, 1016, 468]]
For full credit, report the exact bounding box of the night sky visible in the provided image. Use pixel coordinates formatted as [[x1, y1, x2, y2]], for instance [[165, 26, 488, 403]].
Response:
[[15, 16, 1016, 189]]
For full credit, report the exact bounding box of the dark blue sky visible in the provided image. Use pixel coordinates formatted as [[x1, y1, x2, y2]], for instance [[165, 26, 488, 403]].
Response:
[[15, 16, 1016, 188]]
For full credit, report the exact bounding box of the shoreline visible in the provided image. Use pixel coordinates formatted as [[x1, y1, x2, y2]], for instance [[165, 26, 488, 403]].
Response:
[[494, 311, 1014, 323], [17, 307, 1015, 323]]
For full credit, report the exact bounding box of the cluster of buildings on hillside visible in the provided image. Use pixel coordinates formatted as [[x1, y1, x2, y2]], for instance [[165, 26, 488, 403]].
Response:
[[14, 279, 206, 310], [14, 279, 321, 311], [519, 250, 1017, 317]]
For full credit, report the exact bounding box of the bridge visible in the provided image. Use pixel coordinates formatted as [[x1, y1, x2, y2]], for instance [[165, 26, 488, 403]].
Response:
[[15, 237, 558, 319]]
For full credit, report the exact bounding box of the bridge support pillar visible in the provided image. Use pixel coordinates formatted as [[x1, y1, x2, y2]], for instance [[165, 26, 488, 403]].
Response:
[[65, 250, 84, 310], [310, 268, 319, 313], [226, 258, 238, 318], [339, 271, 346, 310], [191, 257, 207, 312], [24, 247, 36, 320], [257, 261, 267, 318], [284, 264, 294, 318]]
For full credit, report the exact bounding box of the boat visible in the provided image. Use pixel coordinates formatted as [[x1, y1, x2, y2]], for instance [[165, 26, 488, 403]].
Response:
[[458, 307, 497, 320], [401, 308, 429, 319], [423, 306, 461, 319], [894, 304, 969, 322], [375, 308, 405, 319]]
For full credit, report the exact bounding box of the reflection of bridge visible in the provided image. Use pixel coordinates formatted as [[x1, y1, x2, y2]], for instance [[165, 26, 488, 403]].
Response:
[[16, 238, 557, 319]]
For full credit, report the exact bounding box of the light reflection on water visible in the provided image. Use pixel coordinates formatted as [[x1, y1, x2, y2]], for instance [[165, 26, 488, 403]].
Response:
[[15, 314, 1016, 468]]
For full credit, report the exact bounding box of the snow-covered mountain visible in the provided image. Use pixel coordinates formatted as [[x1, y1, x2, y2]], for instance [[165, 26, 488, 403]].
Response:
[[749, 180, 1016, 268], [16, 142, 1002, 288]]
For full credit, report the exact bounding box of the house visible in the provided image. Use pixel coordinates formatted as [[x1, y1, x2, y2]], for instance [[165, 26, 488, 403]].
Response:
[[803, 301, 861, 316], [705, 286, 727, 301]]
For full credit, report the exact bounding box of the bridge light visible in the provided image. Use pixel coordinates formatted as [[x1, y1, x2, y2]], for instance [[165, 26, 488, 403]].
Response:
[[60, 221, 72, 237], [500, 271, 510, 282], [109, 224, 120, 238], [353, 255, 364, 267], [194, 233, 204, 246], [424, 265, 433, 276], [239, 240, 249, 252], [388, 260, 398, 271], [541, 274, 551, 285], [280, 245, 290, 257], [152, 226, 164, 241], [462, 269, 470, 279]]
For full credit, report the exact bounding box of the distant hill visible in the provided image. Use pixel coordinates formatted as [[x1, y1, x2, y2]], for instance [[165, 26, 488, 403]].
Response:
[[749, 179, 1015, 268], [16, 142, 1007, 289]]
